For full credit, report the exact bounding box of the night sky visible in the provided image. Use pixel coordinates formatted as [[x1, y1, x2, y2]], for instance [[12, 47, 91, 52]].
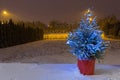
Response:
[[0, 0, 120, 24]]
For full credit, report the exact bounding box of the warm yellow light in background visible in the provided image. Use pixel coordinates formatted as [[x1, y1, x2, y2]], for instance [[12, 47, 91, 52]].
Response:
[[3, 11, 7, 14], [1, 10, 20, 21], [89, 18, 92, 21], [87, 9, 90, 13], [101, 33, 105, 39], [0, 10, 11, 21], [44, 33, 68, 40], [2, 10, 8, 15]]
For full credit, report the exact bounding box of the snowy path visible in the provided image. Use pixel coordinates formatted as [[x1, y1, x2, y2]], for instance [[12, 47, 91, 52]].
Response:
[[0, 63, 120, 80]]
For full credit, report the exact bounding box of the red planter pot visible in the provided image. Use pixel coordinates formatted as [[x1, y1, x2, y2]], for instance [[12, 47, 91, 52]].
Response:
[[77, 59, 95, 75]]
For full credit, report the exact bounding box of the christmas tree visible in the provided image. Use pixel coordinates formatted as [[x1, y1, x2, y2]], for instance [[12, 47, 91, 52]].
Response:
[[66, 9, 109, 60]]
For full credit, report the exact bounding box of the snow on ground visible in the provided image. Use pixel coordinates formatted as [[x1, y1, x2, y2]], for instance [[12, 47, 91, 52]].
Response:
[[0, 63, 120, 80], [0, 40, 76, 63], [0, 40, 120, 65], [0, 40, 120, 80]]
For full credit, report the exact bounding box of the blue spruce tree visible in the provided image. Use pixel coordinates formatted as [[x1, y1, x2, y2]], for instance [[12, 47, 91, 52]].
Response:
[[66, 9, 109, 60]]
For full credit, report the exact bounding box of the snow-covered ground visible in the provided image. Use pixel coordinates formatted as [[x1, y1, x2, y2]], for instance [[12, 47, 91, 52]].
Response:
[[0, 40, 120, 64], [0, 40, 120, 80], [0, 63, 120, 80], [0, 40, 75, 63]]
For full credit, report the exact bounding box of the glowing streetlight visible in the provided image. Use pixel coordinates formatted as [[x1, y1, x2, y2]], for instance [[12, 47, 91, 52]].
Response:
[[3, 11, 7, 14], [2, 10, 9, 16], [1, 10, 10, 21], [1, 10, 21, 22]]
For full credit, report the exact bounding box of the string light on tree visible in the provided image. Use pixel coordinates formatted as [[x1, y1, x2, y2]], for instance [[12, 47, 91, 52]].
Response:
[[84, 8, 93, 23]]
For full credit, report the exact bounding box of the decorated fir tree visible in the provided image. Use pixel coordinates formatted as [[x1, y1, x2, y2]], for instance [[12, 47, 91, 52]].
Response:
[[66, 9, 109, 75]]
